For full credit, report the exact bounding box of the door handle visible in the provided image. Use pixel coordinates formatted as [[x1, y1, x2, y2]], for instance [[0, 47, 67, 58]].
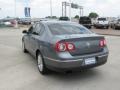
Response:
[[31, 36, 35, 40]]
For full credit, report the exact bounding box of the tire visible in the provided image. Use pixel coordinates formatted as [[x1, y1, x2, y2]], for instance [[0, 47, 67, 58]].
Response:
[[37, 52, 48, 75], [94, 26, 97, 29], [113, 25, 116, 30], [88, 26, 92, 29], [114, 26, 117, 30], [110, 25, 113, 29], [106, 26, 109, 29], [22, 41, 28, 53]]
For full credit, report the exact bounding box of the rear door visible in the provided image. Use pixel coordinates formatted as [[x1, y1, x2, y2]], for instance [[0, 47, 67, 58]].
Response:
[[24, 26, 34, 51], [29, 23, 42, 55]]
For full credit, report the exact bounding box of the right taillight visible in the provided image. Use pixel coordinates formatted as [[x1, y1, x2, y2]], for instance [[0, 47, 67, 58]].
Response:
[[100, 39, 106, 47], [55, 42, 75, 52]]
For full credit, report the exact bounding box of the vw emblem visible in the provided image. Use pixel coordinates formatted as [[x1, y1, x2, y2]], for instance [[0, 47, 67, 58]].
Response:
[[86, 42, 90, 48]]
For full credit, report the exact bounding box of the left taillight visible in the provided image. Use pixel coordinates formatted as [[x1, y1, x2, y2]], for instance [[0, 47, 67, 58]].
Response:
[[55, 42, 75, 52], [100, 39, 106, 47], [55, 42, 67, 52], [66, 43, 75, 51]]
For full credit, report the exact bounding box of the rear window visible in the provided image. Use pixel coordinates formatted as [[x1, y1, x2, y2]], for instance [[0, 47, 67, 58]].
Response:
[[98, 18, 106, 21], [59, 17, 70, 21], [48, 23, 92, 35], [80, 17, 91, 21]]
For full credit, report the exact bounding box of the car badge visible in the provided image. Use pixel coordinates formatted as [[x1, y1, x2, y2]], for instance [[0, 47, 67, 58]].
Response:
[[86, 42, 90, 48]]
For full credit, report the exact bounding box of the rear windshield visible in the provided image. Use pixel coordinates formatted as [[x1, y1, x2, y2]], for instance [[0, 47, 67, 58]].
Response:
[[48, 23, 92, 35], [98, 18, 106, 21], [80, 17, 91, 21], [59, 17, 70, 21]]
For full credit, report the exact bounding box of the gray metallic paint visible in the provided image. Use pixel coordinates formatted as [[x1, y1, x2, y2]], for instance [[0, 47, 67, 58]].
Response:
[[22, 21, 109, 72]]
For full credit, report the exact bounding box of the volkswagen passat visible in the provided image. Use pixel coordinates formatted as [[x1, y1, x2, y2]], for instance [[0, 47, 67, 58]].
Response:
[[22, 21, 109, 74]]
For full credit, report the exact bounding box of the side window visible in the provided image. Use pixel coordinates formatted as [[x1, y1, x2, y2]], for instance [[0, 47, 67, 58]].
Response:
[[39, 24, 45, 36], [33, 23, 41, 34], [28, 26, 33, 34]]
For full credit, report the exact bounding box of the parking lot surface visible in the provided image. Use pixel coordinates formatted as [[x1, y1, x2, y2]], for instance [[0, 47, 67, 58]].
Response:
[[0, 28, 120, 90], [91, 28, 120, 36]]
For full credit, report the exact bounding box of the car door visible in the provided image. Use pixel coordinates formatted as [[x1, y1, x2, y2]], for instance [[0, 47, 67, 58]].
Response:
[[29, 23, 42, 56], [24, 26, 34, 51]]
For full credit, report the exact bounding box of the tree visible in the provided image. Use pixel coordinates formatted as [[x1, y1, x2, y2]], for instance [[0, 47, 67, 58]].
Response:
[[45, 16, 58, 19], [45, 16, 51, 18], [89, 12, 99, 19], [6, 16, 11, 18], [52, 16, 57, 19], [74, 15, 79, 19]]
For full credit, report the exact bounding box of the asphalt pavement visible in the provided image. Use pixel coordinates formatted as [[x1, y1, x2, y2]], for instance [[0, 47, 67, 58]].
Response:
[[0, 28, 120, 90]]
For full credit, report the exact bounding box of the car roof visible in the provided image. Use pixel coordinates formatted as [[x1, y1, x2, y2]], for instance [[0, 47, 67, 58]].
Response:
[[41, 21, 77, 25]]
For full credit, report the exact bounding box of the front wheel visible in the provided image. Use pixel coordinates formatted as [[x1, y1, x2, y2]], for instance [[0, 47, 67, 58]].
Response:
[[37, 53, 48, 75]]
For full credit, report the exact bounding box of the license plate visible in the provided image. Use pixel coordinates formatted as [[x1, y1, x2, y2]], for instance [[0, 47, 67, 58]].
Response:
[[85, 57, 96, 65]]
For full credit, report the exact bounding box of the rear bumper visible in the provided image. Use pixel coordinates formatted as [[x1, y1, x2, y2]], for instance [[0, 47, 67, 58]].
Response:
[[44, 54, 108, 72], [95, 24, 109, 28], [82, 24, 92, 28], [115, 25, 120, 29]]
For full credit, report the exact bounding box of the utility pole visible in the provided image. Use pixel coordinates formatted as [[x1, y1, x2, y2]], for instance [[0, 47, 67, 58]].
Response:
[[0, 8, 1, 18], [14, 0, 16, 18], [50, 0, 53, 18], [62, 2, 68, 17], [65, 2, 67, 17], [81, 7, 83, 16], [69, 0, 71, 21], [79, 6, 83, 17], [62, 2, 63, 16]]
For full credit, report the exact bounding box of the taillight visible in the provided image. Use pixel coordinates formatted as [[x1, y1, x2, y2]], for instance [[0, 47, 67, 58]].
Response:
[[55, 42, 67, 52], [55, 42, 75, 52], [66, 43, 75, 51], [103, 39, 106, 46], [100, 39, 106, 47]]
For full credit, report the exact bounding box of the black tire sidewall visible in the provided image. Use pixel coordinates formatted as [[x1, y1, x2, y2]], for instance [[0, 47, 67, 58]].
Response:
[[22, 41, 28, 53], [37, 52, 47, 75]]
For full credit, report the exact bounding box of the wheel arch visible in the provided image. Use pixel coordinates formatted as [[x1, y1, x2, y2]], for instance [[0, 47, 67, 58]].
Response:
[[36, 49, 42, 59]]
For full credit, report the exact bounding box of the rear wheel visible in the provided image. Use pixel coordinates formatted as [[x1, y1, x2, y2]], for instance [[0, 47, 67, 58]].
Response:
[[22, 41, 28, 53], [95, 26, 98, 29], [88, 26, 92, 29], [106, 26, 109, 29], [113, 25, 116, 30], [37, 52, 48, 75]]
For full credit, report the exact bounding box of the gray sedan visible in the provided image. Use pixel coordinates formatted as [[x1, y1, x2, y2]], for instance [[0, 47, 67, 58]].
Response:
[[22, 21, 109, 74]]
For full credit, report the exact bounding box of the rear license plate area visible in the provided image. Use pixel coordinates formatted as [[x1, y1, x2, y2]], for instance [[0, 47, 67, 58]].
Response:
[[84, 57, 96, 65]]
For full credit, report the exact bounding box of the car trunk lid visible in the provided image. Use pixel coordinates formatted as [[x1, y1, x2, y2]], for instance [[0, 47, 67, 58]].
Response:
[[55, 34, 104, 56]]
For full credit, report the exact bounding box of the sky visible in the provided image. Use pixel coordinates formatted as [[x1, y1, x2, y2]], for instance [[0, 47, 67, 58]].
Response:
[[0, 0, 120, 18]]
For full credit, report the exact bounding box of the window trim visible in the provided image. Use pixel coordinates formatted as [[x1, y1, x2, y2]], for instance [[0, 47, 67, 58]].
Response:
[[32, 23, 41, 35]]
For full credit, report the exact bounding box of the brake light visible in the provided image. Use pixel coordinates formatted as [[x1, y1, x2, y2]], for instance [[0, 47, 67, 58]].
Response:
[[55, 42, 75, 52], [55, 42, 67, 52], [103, 39, 106, 46], [66, 43, 75, 51], [100, 39, 106, 47]]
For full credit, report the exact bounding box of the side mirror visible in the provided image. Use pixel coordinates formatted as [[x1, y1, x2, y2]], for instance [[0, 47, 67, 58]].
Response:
[[22, 30, 28, 34], [32, 32, 39, 35]]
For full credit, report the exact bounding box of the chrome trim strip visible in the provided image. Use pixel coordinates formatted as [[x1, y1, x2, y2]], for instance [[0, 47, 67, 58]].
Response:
[[44, 54, 108, 62], [98, 54, 108, 58], [44, 56, 83, 62]]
